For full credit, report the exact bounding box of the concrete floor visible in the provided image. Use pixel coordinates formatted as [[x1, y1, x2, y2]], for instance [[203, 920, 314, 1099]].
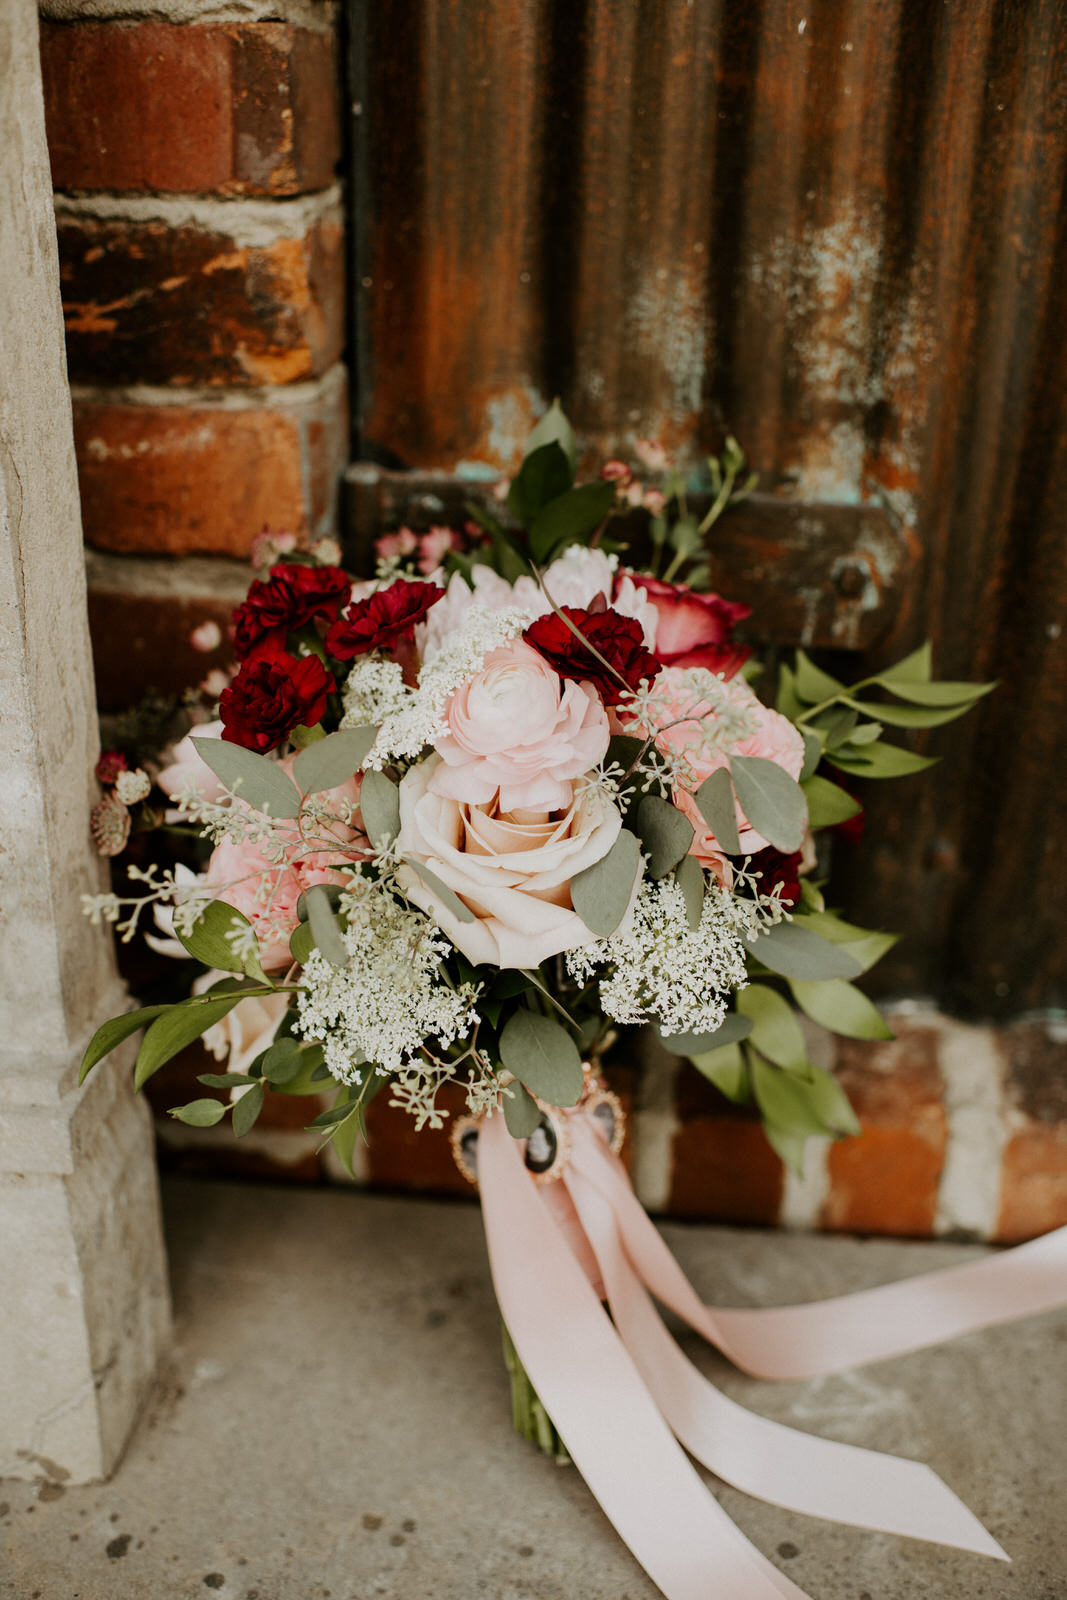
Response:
[[2, 1180, 1065, 1600]]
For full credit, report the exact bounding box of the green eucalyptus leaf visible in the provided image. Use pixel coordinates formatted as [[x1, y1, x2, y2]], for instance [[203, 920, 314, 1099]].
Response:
[[499, 1010, 584, 1107], [289, 919, 315, 965], [789, 978, 894, 1040], [751, 922, 863, 982], [403, 856, 477, 923], [633, 795, 693, 879], [528, 481, 616, 563], [288, 721, 326, 751], [168, 1098, 227, 1127], [801, 775, 862, 829], [134, 995, 244, 1090], [736, 983, 808, 1070], [191, 738, 301, 819], [827, 741, 938, 779], [305, 882, 350, 967], [570, 828, 641, 937], [694, 767, 740, 855], [197, 1072, 257, 1089], [793, 650, 845, 704], [261, 1036, 305, 1085], [730, 755, 808, 853], [292, 726, 377, 794], [524, 399, 577, 471], [232, 1080, 266, 1138], [657, 1011, 753, 1056], [674, 851, 705, 930], [503, 1079, 542, 1138], [359, 768, 401, 847], [689, 1040, 749, 1102], [775, 662, 804, 720]]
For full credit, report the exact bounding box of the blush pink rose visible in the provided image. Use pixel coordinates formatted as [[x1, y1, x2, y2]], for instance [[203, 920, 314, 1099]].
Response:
[[638, 667, 805, 861], [431, 638, 610, 812], [397, 755, 630, 967]]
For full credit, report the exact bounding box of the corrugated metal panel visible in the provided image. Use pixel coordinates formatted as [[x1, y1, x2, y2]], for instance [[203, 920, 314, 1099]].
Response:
[[348, 0, 1067, 1017]]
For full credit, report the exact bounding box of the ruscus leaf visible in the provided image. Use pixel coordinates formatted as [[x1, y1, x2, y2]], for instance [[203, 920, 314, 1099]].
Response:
[[232, 1080, 265, 1138], [79, 1004, 172, 1083], [688, 1041, 749, 1102], [793, 650, 845, 704], [134, 995, 244, 1090], [801, 775, 863, 829], [737, 983, 808, 1070]]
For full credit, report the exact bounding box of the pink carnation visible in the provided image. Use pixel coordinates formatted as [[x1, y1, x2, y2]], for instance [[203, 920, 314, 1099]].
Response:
[[430, 638, 610, 812]]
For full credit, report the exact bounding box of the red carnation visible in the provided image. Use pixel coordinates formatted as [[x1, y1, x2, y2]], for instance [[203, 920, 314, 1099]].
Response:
[[326, 578, 444, 662], [233, 563, 352, 659], [94, 749, 129, 786], [219, 646, 334, 753], [625, 573, 752, 678], [750, 847, 803, 909], [523, 605, 661, 705]]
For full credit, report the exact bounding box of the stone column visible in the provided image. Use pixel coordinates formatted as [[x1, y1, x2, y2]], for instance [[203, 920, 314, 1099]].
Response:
[[0, 0, 169, 1482]]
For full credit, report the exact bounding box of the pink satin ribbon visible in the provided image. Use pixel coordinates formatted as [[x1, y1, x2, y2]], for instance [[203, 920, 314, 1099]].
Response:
[[477, 1108, 1067, 1600]]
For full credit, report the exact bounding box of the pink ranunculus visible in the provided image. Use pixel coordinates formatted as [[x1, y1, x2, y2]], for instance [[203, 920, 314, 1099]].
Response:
[[431, 638, 610, 812], [625, 573, 751, 675], [397, 755, 630, 967], [156, 720, 227, 804], [639, 667, 805, 860]]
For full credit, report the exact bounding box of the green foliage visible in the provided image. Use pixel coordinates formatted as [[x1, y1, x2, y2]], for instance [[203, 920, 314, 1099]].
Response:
[[694, 767, 740, 855], [688, 1041, 749, 1102], [570, 828, 641, 936], [191, 738, 301, 818], [736, 983, 808, 1071], [674, 852, 705, 930], [80, 1004, 174, 1084], [507, 441, 573, 527], [304, 882, 349, 967], [133, 991, 250, 1090], [729, 755, 808, 853], [523, 399, 578, 472], [499, 1010, 584, 1107], [632, 796, 693, 880], [292, 726, 377, 794], [529, 481, 616, 564], [503, 1079, 542, 1138], [359, 769, 401, 847], [232, 1081, 265, 1138], [789, 978, 894, 1041], [176, 898, 266, 983], [168, 1098, 227, 1127], [656, 1011, 753, 1057], [801, 775, 862, 830], [751, 921, 864, 982]]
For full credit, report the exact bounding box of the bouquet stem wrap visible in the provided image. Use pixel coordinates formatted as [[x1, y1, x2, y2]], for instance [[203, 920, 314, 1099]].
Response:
[[477, 1103, 1067, 1600]]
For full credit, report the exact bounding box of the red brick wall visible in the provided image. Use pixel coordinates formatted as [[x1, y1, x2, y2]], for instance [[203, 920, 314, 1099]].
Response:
[[40, 1, 348, 709]]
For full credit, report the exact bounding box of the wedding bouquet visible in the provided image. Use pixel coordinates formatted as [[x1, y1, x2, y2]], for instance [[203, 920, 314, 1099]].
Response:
[[82, 406, 1045, 1600]]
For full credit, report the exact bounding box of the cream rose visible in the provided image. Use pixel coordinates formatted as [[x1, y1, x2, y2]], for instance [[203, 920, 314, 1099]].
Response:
[[396, 754, 625, 967]]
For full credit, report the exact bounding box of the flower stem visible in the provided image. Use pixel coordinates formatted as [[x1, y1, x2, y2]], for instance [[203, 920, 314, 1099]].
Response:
[[501, 1320, 571, 1464]]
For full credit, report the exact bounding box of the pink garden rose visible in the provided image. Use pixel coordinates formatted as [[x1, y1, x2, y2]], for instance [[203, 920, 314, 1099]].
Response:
[[397, 755, 628, 967], [431, 637, 610, 812], [625, 573, 751, 676], [639, 667, 805, 862]]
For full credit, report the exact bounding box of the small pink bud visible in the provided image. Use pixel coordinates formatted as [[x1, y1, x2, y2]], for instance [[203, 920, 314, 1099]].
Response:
[[601, 459, 633, 486], [625, 480, 645, 507], [375, 527, 418, 561], [643, 488, 667, 516], [417, 526, 455, 573], [95, 750, 129, 786], [189, 620, 222, 653], [633, 438, 671, 471]]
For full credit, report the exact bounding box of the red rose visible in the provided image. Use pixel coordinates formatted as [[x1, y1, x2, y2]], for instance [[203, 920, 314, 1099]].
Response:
[[233, 563, 352, 659], [750, 846, 803, 909], [326, 578, 444, 662], [625, 573, 751, 677], [523, 605, 661, 705], [219, 647, 334, 752]]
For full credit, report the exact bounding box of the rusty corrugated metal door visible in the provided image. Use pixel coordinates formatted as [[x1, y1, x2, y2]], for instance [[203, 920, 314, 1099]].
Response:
[[347, 0, 1067, 1019]]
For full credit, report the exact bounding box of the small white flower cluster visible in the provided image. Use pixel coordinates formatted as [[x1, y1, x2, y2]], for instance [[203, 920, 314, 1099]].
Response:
[[114, 767, 151, 805], [295, 882, 481, 1080], [339, 656, 412, 730], [364, 603, 534, 767], [566, 875, 755, 1038]]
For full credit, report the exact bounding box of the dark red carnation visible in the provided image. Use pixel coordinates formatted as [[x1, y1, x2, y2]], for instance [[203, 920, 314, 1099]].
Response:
[[624, 572, 752, 678], [219, 646, 334, 753], [523, 605, 661, 705], [750, 847, 803, 909], [232, 563, 353, 659], [326, 578, 444, 662]]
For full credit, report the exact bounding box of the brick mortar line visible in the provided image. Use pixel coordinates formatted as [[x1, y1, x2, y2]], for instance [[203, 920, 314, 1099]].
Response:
[[40, 2, 338, 32], [69, 363, 348, 409], [931, 1012, 1010, 1239], [85, 550, 254, 597], [53, 185, 344, 243]]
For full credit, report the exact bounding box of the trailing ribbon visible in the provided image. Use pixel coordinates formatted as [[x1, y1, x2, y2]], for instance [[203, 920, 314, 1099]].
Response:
[[474, 1099, 1067, 1600]]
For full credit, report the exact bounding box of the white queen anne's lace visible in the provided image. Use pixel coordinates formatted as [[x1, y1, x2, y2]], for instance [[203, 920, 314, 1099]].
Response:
[[295, 885, 480, 1078], [566, 875, 758, 1038], [339, 656, 412, 729]]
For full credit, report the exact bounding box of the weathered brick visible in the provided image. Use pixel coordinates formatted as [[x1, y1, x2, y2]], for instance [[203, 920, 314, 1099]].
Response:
[[822, 1026, 946, 1237], [996, 1125, 1067, 1243], [364, 1083, 477, 1201], [74, 370, 348, 557], [41, 22, 341, 196], [88, 583, 236, 712], [668, 1064, 784, 1224], [59, 211, 344, 387]]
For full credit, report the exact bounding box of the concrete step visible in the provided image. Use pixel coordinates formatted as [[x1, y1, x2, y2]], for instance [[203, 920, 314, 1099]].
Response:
[[3, 1179, 1064, 1599]]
